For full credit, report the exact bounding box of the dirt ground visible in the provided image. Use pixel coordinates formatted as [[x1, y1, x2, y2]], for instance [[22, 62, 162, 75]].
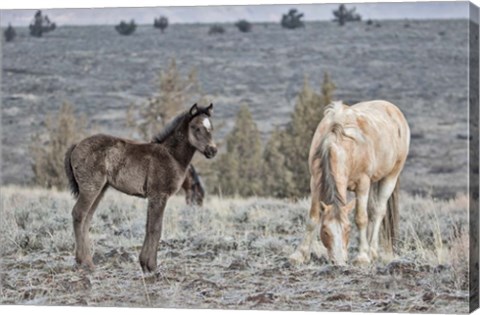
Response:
[[0, 186, 470, 313]]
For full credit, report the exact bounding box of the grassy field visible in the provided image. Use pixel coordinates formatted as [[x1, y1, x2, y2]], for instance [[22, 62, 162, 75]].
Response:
[[0, 185, 470, 312]]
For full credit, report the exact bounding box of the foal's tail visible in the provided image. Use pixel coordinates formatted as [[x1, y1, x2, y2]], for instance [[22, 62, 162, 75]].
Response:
[[64, 144, 79, 199], [368, 179, 400, 254]]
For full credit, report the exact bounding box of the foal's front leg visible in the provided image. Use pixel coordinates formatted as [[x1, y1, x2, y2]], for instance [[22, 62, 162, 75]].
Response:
[[139, 194, 168, 273]]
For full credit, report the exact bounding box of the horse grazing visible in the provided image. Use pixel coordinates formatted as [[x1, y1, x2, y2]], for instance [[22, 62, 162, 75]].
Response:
[[182, 165, 205, 206], [290, 100, 410, 265], [64, 103, 217, 272]]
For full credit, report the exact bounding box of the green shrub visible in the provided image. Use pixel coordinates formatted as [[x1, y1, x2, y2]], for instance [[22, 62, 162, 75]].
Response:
[[154, 16, 169, 33], [29, 10, 56, 37], [4, 24, 16, 42], [333, 4, 362, 26], [235, 20, 252, 33], [209, 25, 225, 35], [115, 20, 136, 36], [281, 9, 305, 30]]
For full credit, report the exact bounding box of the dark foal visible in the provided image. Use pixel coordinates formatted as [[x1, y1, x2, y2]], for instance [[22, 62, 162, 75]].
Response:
[[64, 104, 217, 272]]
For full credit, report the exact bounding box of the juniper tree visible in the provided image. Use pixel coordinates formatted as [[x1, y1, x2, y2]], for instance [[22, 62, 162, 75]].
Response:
[[214, 105, 262, 197], [261, 127, 295, 198]]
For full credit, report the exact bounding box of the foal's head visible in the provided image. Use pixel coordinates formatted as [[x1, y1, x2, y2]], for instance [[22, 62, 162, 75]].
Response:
[[188, 103, 217, 159], [319, 200, 355, 265]]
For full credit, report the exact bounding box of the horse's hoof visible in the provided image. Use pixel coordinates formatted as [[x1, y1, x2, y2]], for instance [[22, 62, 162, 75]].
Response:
[[311, 241, 328, 258], [369, 248, 379, 260], [289, 251, 306, 265], [353, 252, 371, 266]]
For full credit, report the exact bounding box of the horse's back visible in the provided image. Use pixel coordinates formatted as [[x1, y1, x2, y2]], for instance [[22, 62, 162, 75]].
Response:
[[350, 100, 410, 149], [349, 100, 410, 177]]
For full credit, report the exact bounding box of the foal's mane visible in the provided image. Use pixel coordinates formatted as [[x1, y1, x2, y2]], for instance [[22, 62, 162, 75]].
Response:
[[152, 111, 189, 143], [151, 105, 212, 144]]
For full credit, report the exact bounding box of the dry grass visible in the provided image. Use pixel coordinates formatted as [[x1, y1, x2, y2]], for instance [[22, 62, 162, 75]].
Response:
[[0, 185, 470, 312]]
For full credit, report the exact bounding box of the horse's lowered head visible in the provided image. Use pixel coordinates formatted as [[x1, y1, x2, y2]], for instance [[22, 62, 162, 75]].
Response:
[[319, 200, 355, 265], [188, 103, 217, 159]]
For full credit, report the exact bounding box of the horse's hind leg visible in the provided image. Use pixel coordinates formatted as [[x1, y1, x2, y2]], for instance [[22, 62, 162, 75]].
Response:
[[369, 175, 399, 260]]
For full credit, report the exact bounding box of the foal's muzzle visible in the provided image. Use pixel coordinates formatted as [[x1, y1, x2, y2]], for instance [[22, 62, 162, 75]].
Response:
[[204, 145, 217, 159]]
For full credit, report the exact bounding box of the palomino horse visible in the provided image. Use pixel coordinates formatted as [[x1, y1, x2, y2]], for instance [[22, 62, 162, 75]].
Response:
[[182, 165, 205, 206], [64, 104, 217, 272], [290, 100, 410, 265]]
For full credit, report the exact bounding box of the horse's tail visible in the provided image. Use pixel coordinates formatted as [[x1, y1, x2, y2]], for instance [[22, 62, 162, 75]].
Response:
[[64, 144, 79, 199], [368, 179, 400, 254]]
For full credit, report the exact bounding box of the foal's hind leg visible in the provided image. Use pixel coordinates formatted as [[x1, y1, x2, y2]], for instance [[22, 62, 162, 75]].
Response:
[[139, 194, 168, 273], [72, 190, 100, 269], [81, 184, 108, 266]]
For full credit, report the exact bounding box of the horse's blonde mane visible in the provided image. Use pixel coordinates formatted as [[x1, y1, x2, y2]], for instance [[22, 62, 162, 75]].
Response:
[[315, 101, 353, 219]]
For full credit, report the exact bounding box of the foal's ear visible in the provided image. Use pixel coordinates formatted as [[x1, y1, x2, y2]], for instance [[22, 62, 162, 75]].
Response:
[[189, 103, 198, 116], [206, 103, 213, 116]]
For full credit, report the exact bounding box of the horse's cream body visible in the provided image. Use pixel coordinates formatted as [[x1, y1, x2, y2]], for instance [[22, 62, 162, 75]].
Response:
[[310, 100, 410, 188], [291, 100, 410, 265]]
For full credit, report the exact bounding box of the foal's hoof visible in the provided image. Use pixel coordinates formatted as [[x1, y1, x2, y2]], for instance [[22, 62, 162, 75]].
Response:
[[289, 251, 307, 265], [353, 252, 371, 266], [140, 259, 157, 273], [75, 259, 95, 272]]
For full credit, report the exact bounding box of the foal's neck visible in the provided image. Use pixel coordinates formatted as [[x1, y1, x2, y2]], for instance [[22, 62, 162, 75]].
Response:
[[163, 124, 196, 170]]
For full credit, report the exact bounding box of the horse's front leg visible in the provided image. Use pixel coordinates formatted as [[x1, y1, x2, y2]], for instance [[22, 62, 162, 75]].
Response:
[[289, 189, 324, 264], [353, 177, 371, 265], [139, 194, 168, 273]]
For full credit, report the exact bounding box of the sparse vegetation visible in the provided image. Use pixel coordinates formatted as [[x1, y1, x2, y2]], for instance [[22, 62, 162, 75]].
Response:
[[29, 10, 56, 37], [333, 4, 362, 26], [208, 24, 225, 35], [281, 9, 305, 29], [154, 16, 169, 33], [235, 20, 252, 33], [0, 186, 470, 312], [115, 20, 137, 36], [30, 102, 86, 189], [4, 24, 16, 42]]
